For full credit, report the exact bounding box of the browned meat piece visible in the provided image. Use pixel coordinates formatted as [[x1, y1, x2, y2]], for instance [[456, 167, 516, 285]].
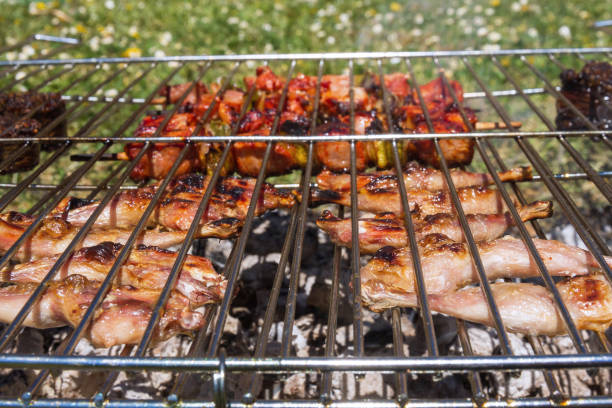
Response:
[[361, 234, 612, 312], [316, 162, 532, 192], [556, 61, 612, 130], [0, 275, 208, 348], [316, 200, 552, 253], [0, 115, 40, 174], [4, 242, 227, 307]]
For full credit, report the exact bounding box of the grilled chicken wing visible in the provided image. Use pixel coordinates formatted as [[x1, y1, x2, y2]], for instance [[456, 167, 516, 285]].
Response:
[[361, 234, 612, 311], [0, 275, 207, 348], [3, 242, 227, 307], [0, 212, 240, 261], [375, 275, 612, 336], [316, 163, 532, 193], [56, 174, 295, 231], [311, 184, 512, 216], [317, 200, 552, 253]]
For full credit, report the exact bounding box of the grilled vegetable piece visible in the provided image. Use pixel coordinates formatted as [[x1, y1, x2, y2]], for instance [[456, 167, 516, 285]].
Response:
[[3, 242, 227, 307], [0, 212, 241, 261], [316, 162, 532, 193], [0, 115, 40, 174], [0, 274, 208, 348], [316, 200, 552, 253], [361, 234, 612, 311]]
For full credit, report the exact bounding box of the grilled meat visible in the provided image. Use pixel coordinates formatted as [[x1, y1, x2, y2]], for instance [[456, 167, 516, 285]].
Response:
[[0, 274, 207, 348], [0, 212, 241, 261], [317, 200, 552, 253], [316, 162, 532, 192], [54, 174, 296, 231], [556, 61, 612, 131], [0, 115, 40, 174], [361, 234, 612, 311], [311, 184, 512, 216], [3, 242, 227, 307]]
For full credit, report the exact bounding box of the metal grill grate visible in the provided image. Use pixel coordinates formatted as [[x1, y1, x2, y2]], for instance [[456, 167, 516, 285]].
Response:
[[0, 36, 611, 407]]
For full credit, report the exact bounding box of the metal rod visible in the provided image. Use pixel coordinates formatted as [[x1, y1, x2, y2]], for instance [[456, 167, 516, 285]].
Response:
[[456, 321, 486, 406], [0, 36, 33, 55], [31, 64, 75, 92], [0, 65, 49, 93]]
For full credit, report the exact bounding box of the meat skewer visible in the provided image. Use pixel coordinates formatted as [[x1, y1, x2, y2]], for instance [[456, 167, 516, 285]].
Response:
[[0, 275, 207, 348], [50, 174, 296, 232], [316, 200, 552, 253], [365, 275, 612, 336], [0, 212, 241, 261], [361, 234, 612, 311], [316, 162, 532, 193], [3, 242, 227, 307], [310, 184, 512, 216]]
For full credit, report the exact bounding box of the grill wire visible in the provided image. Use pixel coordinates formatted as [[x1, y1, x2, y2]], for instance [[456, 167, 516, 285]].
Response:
[[0, 36, 610, 407]]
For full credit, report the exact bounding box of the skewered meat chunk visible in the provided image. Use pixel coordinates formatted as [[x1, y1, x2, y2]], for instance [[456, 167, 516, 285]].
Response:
[[3, 242, 227, 307], [317, 200, 552, 253], [361, 234, 612, 312], [0, 212, 241, 261], [311, 184, 512, 216], [556, 61, 612, 130], [52, 174, 296, 232], [0, 275, 207, 348], [0, 91, 66, 150], [316, 163, 532, 193], [0, 115, 40, 174]]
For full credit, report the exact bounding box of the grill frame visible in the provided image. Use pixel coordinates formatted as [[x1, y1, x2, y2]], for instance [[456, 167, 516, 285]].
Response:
[[0, 37, 611, 406]]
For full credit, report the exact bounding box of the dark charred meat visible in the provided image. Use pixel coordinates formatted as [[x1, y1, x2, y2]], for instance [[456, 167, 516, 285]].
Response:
[[0, 115, 40, 174], [556, 61, 612, 131]]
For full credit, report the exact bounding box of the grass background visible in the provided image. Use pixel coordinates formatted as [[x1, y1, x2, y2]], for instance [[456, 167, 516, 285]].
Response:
[[0, 0, 610, 214]]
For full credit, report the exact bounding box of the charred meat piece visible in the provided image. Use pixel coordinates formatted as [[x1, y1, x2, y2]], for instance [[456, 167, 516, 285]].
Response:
[[317, 200, 552, 253], [0, 91, 66, 150], [60, 174, 296, 231], [0, 274, 208, 348], [0, 212, 241, 261], [361, 234, 612, 312], [4, 242, 227, 307], [311, 184, 512, 216], [556, 61, 612, 130], [316, 162, 532, 192], [0, 115, 40, 174]]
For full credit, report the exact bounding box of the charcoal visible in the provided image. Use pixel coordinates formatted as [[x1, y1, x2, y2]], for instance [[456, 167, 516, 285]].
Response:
[[556, 61, 612, 131]]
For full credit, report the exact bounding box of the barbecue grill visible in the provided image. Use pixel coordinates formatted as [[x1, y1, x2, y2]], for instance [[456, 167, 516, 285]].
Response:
[[0, 35, 611, 407]]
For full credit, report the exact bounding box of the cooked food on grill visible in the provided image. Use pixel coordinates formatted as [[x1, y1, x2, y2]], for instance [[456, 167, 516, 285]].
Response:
[[3, 242, 227, 307], [310, 184, 512, 216], [556, 61, 612, 131], [0, 114, 40, 174], [316, 163, 532, 193], [367, 275, 612, 336], [51, 174, 295, 232], [316, 200, 552, 253], [0, 91, 66, 150], [0, 212, 241, 261], [360, 234, 611, 311], [0, 274, 207, 348]]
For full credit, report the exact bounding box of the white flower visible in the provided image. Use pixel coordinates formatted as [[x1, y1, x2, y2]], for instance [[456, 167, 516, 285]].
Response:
[[89, 36, 100, 51], [473, 16, 484, 26], [104, 89, 118, 98], [339, 13, 350, 24], [446, 8, 454, 15], [15, 72, 26, 80], [128, 26, 138, 37], [414, 13, 424, 25], [410, 28, 422, 37], [372, 23, 383, 34], [264, 43, 274, 53], [262, 23, 271, 32], [22, 45, 35, 57], [487, 31, 501, 42], [246, 60, 255, 68], [159, 32, 172, 46], [474, 5, 482, 13], [477, 27, 488, 37], [239, 20, 248, 29], [558, 25, 571, 40], [482, 44, 501, 51], [310, 22, 321, 32], [387, 32, 398, 42], [456, 7, 467, 17], [527, 27, 538, 38], [255, 9, 263, 17], [168, 61, 180, 68], [519, 0, 528, 4], [511, 2, 520, 12], [6, 52, 16, 60], [327, 36, 335, 45], [104, 0, 114, 10], [154, 50, 166, 58], [227, 16, 239, 25], [101, 36, 113, 45], [485, 8, 494, 16], [464, 26, 473, 35]]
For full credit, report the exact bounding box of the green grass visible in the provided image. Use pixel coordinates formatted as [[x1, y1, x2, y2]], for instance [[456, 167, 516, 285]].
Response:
[[0, 0, 610, 211]]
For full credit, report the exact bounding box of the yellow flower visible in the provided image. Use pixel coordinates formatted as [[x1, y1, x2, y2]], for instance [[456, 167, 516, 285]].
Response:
[[365, 8, 377, 17], [500, 56, 511, 67], [390, 2, 402, 12], [521, 4, 529, 12], [36, 2, 46, 10], [490, 0, 500, 6], [75, 23, 87, 34], [122, 47, 142, 58]]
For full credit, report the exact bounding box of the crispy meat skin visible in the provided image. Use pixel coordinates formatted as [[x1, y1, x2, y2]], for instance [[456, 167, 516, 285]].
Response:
[[361, 234, 612, 313], [0, 275, 207, 348], [0, 212, 241, 261], [316, 162, 532, 192], [59, 174, 295, 231], [4, 242, 227, 307], [317, 200, 552, 253], [556, 61, 612, 130]]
